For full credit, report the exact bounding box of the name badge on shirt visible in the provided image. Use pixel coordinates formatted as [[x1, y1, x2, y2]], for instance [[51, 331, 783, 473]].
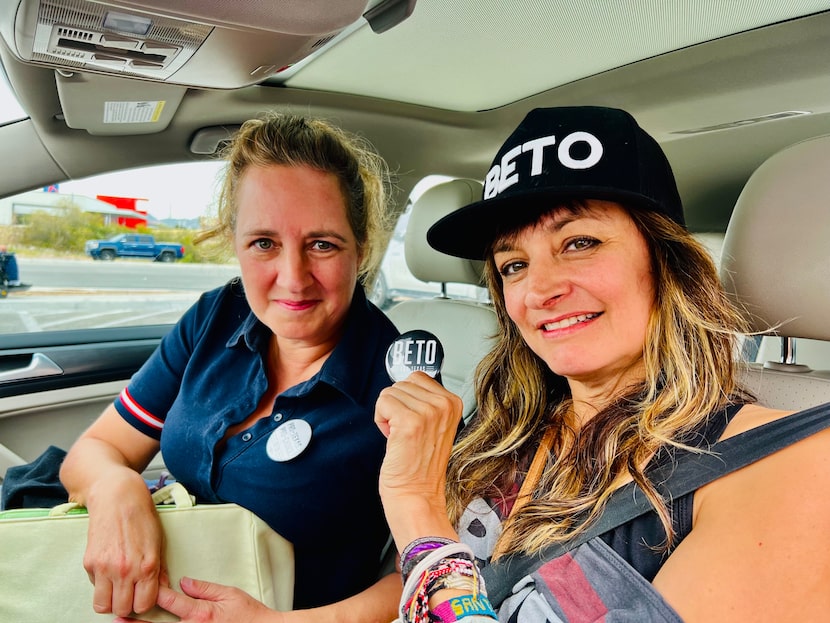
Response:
[[266, 419, 312, 462]]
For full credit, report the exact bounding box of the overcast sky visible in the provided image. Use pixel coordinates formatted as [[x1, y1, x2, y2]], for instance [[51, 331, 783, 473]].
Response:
[[59, 161, 227, 221]]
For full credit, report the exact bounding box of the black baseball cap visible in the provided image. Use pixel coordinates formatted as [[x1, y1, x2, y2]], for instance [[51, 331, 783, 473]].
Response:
[[427, 106, 685, 260]]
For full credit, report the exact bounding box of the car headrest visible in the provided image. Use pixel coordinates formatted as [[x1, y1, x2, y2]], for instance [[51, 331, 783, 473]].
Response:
[[405, 179, 486, 287], [720, 134, 830, 341]]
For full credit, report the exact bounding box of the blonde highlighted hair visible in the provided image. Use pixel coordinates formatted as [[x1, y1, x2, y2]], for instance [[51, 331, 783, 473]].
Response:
[[196, 112, 394, 284], [446, 202, 752, 556]]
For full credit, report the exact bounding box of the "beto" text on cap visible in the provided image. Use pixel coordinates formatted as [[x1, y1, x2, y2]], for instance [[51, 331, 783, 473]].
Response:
[[483, 131, 604, 199]]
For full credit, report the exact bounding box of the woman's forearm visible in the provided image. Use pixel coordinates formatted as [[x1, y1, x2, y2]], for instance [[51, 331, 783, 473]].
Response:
[[60, 437, 149, 505], [382, 493, 459, 554], [281, 572, 401, 623], [59, 403, 159, 506]]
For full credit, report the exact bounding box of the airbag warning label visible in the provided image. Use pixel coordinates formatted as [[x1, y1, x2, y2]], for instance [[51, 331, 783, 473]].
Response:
[[104, 101, 165, 123]]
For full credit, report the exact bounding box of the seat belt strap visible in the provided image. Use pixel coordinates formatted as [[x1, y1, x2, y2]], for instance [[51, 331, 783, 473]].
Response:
[[482, 401, 830, 607]]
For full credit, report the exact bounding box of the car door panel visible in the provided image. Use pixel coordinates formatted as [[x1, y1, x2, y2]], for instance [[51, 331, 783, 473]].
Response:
[[0, 325, 168, 483]]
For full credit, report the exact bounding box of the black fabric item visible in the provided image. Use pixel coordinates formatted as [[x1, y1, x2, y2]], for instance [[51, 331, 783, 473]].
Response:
[[1, 445, 69, 510], [599, 402, 742, 580], [427, 106, 685, 260], [482, 401, 830, 608]]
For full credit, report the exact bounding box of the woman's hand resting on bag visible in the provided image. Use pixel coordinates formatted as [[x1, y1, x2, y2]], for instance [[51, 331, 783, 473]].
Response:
[[59, 404, 169, 617], [113, 571, 404, 623], [374, 371, 463, 550], [113, 577, 280, 623], [82, 471, 169, 617]]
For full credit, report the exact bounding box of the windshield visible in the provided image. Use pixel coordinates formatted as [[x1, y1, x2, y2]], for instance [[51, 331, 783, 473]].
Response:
[[0, 64, 27, 124]]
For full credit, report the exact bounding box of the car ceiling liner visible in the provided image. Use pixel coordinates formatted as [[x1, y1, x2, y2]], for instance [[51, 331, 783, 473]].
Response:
[[1, 0, 418, 88]]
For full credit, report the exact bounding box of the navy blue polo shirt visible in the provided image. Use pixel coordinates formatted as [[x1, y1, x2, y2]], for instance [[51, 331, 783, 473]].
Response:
[[115, 279, 399, 608]]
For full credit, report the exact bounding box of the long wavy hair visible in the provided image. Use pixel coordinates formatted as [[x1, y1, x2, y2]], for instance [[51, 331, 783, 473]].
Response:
[[445, 201, 752, 556], [195, 112, 394, 285]]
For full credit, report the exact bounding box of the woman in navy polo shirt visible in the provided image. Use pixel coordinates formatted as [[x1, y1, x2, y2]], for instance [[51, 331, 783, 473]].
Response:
[[60, 113, 401, 619]]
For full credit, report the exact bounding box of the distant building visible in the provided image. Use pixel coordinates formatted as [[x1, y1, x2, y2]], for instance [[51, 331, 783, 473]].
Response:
[[0, 190, 152, 227], [96, 195, 150, 228]]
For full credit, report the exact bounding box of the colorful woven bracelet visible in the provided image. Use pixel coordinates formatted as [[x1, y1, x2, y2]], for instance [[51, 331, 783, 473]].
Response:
[[403, 557, 476, 617], [432, 593, 498, 621], [426, 557, 477, 595], [400, 542, 479, 623]]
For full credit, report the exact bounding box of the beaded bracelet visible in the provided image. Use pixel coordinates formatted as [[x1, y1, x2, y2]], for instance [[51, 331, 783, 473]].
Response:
[[425, 557, 477, 594], [432, 593, 498, 621], [402, 557, 478, 618]]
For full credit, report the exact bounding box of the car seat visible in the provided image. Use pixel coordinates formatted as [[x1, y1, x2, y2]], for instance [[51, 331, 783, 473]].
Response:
[[385, 178, 498, 424], [720, 133, 830, 411]]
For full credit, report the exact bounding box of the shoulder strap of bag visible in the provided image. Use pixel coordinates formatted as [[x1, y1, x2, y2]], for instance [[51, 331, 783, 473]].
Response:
[[482, 401, 830, 608]]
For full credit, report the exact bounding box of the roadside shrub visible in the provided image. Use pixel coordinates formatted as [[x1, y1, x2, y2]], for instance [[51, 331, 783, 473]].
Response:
[[18, 202, 118, 253], [0, 224, 22, 249]]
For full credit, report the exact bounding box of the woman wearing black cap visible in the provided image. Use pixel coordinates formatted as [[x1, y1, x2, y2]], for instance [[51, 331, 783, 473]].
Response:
[[375, 106, 830, 621]]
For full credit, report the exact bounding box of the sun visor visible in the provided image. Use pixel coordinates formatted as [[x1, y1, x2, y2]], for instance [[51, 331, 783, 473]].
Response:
[[3, 0, 378, 88], [55, 70, 185, 135]]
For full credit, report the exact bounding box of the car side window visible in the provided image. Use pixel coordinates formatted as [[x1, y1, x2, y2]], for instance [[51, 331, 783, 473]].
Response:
[[369, 177, 489, 310], [0, 162, 237, 337]]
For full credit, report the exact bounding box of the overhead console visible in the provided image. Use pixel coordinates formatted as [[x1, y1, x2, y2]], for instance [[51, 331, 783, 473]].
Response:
[[1, 0, 416, 89]]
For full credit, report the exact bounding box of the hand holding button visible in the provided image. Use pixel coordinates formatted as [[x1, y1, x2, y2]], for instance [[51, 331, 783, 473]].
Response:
[[376, 330, 462, 536]]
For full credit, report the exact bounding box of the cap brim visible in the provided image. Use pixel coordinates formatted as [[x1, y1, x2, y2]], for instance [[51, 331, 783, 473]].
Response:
[[426, 186, 666, 260]]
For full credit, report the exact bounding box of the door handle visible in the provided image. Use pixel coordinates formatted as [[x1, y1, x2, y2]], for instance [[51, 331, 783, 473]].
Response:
[[0, 353, 64, 383]]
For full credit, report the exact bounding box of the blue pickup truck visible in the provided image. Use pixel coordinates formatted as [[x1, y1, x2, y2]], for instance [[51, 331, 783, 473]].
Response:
[[85, 234, 185, 262]]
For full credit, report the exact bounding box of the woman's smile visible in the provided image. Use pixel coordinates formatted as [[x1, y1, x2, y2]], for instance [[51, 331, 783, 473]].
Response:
[[539, 311, 602, 334]]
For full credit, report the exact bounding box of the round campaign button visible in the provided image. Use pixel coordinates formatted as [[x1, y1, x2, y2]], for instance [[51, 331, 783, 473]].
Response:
[[266, 419, 312, 462], [385, 329, 445, 382]]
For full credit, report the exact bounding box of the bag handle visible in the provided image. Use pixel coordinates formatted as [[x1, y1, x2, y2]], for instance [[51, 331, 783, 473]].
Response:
[[482, 401, 830, 608], [151, 482, 195, 508], [48, 501, 84, 516], [46, 482, 194, 518]]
